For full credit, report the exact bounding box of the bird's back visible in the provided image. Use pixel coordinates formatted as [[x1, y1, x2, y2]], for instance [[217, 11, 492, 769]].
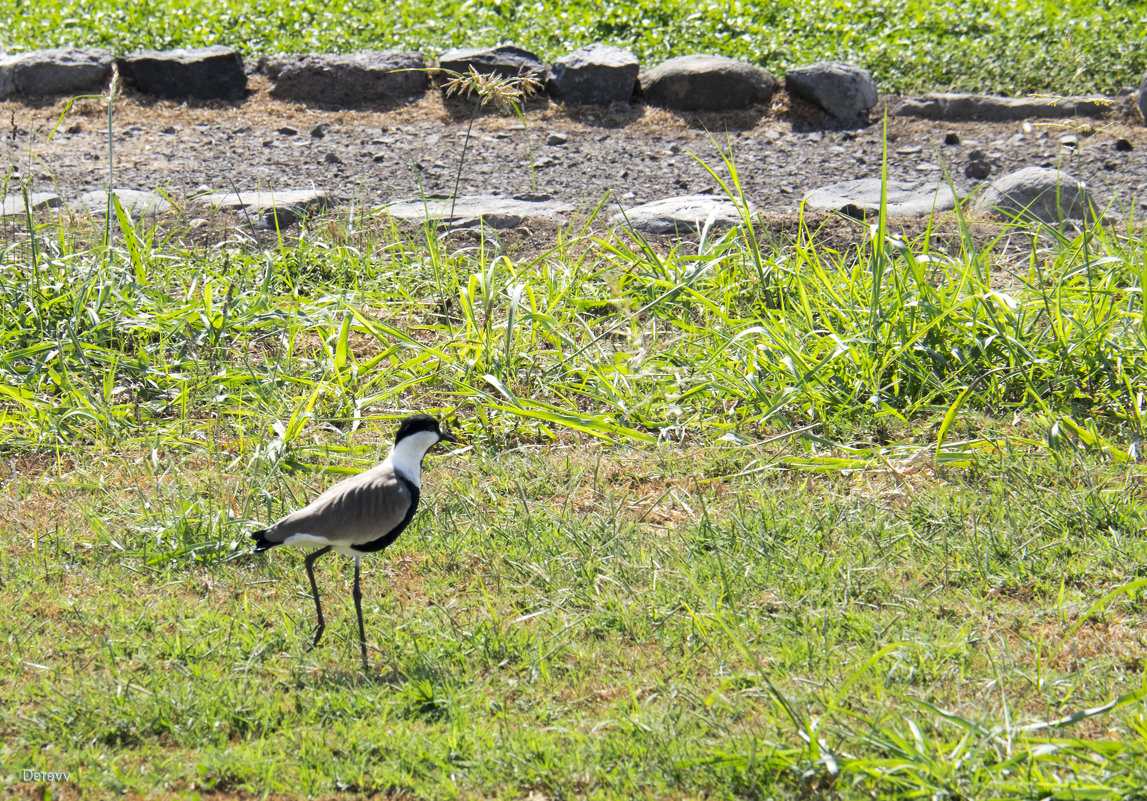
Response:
[[252, 461, 419, 553]]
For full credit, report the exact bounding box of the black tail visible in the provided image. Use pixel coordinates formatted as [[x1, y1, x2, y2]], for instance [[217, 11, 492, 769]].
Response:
[[250, 528, 280, 552]]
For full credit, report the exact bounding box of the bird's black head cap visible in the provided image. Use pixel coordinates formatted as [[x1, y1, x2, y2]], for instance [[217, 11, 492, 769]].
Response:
[[395, 414, 458, 444]]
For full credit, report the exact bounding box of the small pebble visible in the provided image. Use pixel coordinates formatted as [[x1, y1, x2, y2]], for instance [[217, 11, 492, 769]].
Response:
[[965, 160, 992, 180], [311, 125, 326, 139], [257, 208, 300, 230], [944, 132, 960, 145], [1114, 138, 1133, 152], [546, 132, 569, 146], [277, 126, 298, 136], [324, 151, 341, 164]]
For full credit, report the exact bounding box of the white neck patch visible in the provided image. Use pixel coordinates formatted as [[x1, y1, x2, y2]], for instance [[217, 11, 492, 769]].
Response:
[[388, 429, 441, 487]]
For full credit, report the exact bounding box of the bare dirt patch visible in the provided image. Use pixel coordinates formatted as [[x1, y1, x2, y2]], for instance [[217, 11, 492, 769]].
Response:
[[4, 80, 1145, 230]]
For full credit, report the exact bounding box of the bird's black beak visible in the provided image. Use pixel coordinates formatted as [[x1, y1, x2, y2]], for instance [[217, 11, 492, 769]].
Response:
[[439, 430, 461, 444]]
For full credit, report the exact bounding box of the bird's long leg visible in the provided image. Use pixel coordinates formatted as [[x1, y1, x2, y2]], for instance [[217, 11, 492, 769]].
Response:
[[303, 546, 332, 650], [352, 555, 368, 670]]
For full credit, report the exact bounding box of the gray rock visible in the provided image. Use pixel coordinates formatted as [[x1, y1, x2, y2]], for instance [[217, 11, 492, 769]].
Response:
[[547, 44, 638, 105], [265, 51, 428, 105], [0, 48, 112, 98], [611, 194, 754, 234], [803, 179, 961, 218], [1, 192, 62, 216], [896, 93, 1113, 122], [74, 189, 173, 216], [380, 194, 572, 229], [118, 46, 246, 100], [437, 45, 546, 82], [965, 159, 993, 180], [255, 207, 301, 230], [641, 55, 777, 112], [194, 188, 334, 216], [973, 167, 1098, 223], [785, 62, 878, 123]]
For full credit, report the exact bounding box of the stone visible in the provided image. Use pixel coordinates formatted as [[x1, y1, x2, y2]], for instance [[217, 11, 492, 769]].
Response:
[[265, 51, 428, 105], [784, 62, 878, 123], [74, 189, 172, 216], [610, 194, 754, 234], [1, 192, 62, 216], [965, 159, 992, 180], [194, 189, 334, 216], [437, 45, 546, 82], [802, 179, 961, 218], [1114, 138, 1133, 152], [546, 132, 568, 146], [379, 194, 572, 229], [895, 93, 1113, 122], [547, 44, 638, 105], [0, 48, 112, 98], [973, 167, 1098, 223], [255, 207, 301, 230], [641, 55, 777, 112], [117, 46, 246, 100]]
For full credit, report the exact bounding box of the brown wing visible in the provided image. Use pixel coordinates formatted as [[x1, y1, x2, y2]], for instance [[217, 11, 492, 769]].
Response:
[[260, 466, 414, 547]]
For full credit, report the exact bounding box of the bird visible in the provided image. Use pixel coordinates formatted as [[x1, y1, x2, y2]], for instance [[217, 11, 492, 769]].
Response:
[[251, 413, 459, 668]]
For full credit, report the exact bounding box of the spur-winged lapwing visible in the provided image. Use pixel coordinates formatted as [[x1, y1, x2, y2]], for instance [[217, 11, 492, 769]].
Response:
[[251, 414, 459, 667]]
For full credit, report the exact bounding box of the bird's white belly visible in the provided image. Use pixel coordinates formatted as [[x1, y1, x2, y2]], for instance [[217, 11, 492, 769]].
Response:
[[283, 532, 361, 557]]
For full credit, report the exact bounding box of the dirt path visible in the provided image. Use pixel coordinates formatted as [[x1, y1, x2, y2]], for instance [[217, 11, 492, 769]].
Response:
[[4, 81, 1146, 220]]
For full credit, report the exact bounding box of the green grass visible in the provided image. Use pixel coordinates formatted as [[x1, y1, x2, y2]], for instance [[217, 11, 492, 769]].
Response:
[[1, 0, 1146, 95], [2, 157, 1147, 797]]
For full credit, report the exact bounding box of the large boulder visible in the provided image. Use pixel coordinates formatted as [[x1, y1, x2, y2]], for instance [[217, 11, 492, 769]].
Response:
[[1139, 73, 1147, 123], [547, 44, 638, 105], [803, 178, 961, 218], [785, 62, 878, 123], [611, 194, 754, 235], [896, 93, 1112, 122], [380, 194, 572, 229], [195, 188, 334, 214], [74, 189, 173, 217], [118, 46, 246, 100], [0, 48, 113, 97], [265, 51, 428, 105], [1, 192, 62, 216], [973, 167, 1098, 223], [437, 45, 546, 82], [641, 55, 778, 112]]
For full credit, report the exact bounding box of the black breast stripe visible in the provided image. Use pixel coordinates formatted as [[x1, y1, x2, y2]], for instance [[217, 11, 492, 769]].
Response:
[[352, 474, 421, 554]]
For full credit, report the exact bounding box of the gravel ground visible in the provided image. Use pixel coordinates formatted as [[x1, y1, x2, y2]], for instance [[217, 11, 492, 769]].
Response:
[[3, 79, 1146, 223]]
